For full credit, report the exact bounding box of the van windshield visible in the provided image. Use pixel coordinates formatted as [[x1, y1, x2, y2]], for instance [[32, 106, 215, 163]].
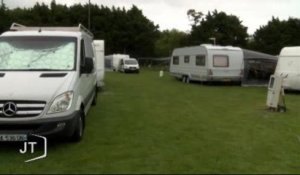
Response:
[[125, 60, 138, 65], [0, 36, 77, 71]]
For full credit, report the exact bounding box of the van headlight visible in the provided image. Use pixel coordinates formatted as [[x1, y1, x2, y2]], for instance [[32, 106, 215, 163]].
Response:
[[47, 91, 73, 114]]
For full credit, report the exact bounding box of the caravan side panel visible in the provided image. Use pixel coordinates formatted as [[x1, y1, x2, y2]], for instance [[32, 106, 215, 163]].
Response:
[[93, 40, 105, 88], [170, 46, 208, 81], [104, 54, 129, 71], [206, 47, 243, 81]]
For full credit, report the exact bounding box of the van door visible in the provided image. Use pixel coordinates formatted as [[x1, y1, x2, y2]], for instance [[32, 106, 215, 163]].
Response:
[[80, 39, 95, 107]]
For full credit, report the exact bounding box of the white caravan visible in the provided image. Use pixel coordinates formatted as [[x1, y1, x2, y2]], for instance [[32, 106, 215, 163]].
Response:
[[93, 40, 105, 89], [119, 58, 140, 73], [0, 23, 98, 142], [170, 44, 244, 83], [105, 54, 129, 71], [274, 46, 300, 90]]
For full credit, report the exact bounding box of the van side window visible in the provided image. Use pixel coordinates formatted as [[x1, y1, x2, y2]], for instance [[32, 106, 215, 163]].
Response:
[[213, 55, 229, 67], [184, 56, 190, 63], [196, 55, 205, 66], [173, 56, 179, 65], [80, 39, 85, 66], [86, 41, 94, 58]]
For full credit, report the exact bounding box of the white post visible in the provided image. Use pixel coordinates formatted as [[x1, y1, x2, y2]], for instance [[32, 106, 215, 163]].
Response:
[[159, 70, 164, 78]]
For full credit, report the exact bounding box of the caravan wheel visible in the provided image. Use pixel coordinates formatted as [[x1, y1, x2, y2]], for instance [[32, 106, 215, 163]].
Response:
[[182, 76, 186, 83], [186, 77, 190, 83]]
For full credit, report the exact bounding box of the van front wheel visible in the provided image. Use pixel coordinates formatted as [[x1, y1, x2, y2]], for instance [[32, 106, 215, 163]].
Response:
[[70, 111, 85, 142]]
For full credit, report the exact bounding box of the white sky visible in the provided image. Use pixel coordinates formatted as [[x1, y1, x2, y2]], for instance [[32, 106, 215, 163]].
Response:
[[4, 0, 300, 34]]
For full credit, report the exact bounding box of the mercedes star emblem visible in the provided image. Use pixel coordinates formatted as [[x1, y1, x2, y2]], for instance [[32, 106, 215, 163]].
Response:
[[3, 102, 18, 117]]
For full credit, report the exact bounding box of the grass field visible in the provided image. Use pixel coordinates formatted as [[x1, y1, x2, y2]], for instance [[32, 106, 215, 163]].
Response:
[[1, 69, 300, 173]]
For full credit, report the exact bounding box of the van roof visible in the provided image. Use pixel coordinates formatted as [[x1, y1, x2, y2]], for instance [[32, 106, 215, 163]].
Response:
[[1, 31, 83, 38], [280, 46, 300, 56], [0, 23, 93, 38]]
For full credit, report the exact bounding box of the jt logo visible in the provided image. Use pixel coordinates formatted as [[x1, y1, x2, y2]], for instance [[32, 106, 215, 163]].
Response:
[[19, 134, 47, 163], [20, 142, 37, 154]]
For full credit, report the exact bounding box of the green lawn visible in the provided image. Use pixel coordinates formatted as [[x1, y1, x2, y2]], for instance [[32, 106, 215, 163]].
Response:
[[1, 69, 300, 173]]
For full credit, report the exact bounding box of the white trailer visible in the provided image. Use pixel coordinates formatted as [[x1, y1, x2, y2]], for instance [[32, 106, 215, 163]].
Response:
[[274, 46, 300, 90], [93, 40, 105, 89], [170, 44, 244, 83], [104, 54, 129, 71]]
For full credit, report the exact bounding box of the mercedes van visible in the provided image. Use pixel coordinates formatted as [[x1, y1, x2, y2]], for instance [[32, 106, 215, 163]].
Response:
[[0, 23, 98, 142], [119, 58, 140, 73]]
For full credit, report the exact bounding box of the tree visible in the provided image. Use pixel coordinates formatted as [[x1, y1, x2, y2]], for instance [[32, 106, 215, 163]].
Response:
[[124, 5, 159, 57], [252, 17, 300, 55], [188, 10, 248, 47], [155, 29, 188, 57], [187, 9, 203, 27], [1, 3, 159, 58], [0, 3, 11, 34]]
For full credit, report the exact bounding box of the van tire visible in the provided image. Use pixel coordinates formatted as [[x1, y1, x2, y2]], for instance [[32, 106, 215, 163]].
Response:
[[182, 76, 186, 83], [92, 87, 97, 106], [70, 110, 85, 142]]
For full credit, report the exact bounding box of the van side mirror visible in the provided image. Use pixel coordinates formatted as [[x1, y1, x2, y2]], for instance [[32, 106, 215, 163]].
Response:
[[81, 57, 94, 74]]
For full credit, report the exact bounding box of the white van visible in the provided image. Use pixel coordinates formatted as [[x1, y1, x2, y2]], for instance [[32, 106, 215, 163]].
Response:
[[0, 23, 98, 142], [93, 40, 105, 89], [119, 58, 140, 73], [275, 46, 300, 90], [104, 54, 129, 71], [170, 44, 244, 83]]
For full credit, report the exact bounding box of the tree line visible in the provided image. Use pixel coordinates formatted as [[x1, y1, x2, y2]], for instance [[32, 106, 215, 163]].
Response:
[[0, 1, 300, 57]]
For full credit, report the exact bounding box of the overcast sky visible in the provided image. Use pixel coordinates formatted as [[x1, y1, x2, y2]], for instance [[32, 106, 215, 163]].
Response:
[[3, 0, 300, 34]]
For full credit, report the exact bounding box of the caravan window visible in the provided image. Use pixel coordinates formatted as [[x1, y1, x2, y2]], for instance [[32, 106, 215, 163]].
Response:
[[184, 56, 190, 63], [196, 55, 205, 66], [213, 55, 229, 67], [173, 56, 179, 65]]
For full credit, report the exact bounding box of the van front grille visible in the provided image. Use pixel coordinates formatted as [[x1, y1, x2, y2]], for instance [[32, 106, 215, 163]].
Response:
[[0, 100, 46, 118]]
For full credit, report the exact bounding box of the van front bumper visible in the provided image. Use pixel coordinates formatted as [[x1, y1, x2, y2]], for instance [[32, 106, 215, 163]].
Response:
[[124, 67, 139, 73], [0, 111, 80, 137]]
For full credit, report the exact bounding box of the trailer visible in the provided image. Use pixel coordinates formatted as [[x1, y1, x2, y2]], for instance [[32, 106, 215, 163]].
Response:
[[274, 46, 300, 90], [104, 54, 129, 71], [93, 40, 105, 89], [170, 44, 244, 83]]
